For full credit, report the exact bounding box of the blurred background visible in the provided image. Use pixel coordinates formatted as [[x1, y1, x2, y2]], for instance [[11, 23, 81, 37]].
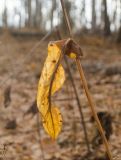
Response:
[[0, 0, 121, 40], [0, 1, 121, 160]]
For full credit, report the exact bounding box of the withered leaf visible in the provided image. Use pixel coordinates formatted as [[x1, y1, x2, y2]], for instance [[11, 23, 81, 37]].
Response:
[[37, 42, 65, 139]]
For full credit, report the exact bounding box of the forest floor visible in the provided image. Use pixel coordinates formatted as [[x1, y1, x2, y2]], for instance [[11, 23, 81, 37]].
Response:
[[0, 32, 121, 160]]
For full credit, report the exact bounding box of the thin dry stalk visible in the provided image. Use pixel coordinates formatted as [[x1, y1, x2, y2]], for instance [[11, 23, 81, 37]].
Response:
[[59, 0, 113, 159], [76, 58, 113, 160], [56, 27, 90, 153], [60, 0, 72, 37], [64, 57, 90, 152]]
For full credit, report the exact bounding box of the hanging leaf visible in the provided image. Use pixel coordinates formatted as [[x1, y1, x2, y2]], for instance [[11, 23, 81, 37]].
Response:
[[37, 39, 83, 139], [37, 42, 65, 139], [42, 106, 62, 139]]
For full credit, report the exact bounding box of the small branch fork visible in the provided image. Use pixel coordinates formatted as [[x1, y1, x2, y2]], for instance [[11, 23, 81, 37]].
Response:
[[60, 0, 113, 159]]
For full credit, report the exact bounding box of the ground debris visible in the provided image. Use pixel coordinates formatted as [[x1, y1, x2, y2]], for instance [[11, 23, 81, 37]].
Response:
[[0, 34, 121, 159], [104, 64, 121, 76], [5, 119, 17, 130], [4, 85, 11, 108]]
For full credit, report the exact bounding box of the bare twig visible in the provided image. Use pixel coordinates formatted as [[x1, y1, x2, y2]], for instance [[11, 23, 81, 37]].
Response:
[[65, 57, 91, 152], [76, 59, 113, 160], [59, 0, 113, 159], [60, 0, 72, 37], [56, 26, 90, 153]]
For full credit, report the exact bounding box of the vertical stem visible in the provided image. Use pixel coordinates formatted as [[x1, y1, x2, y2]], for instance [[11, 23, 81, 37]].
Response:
[[59, 0, 113, 159], [76, 58, 113, 160], [56, 26, 90, 152], [65, 58, 90, 152], [60, 0, 72, 37]]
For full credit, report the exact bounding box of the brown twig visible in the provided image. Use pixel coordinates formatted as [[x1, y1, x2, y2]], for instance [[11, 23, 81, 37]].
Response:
[[76, 59, 113, 160], [59, 0, 113, 159], [55, 27, 90, 152], [64, 57, 91, 151], [60, 0, 72, 37]]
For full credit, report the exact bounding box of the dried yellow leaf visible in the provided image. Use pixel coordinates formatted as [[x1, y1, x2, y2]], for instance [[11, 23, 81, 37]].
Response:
[[37, 42, 65, 139], [42, 106, 62, 139]]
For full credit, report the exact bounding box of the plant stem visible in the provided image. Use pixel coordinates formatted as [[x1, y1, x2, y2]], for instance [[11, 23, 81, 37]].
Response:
[[60, 0, 72, 37], [59, 0, 113, 159], [76, 58, 113, 160], [56, 26, 90, 153]]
